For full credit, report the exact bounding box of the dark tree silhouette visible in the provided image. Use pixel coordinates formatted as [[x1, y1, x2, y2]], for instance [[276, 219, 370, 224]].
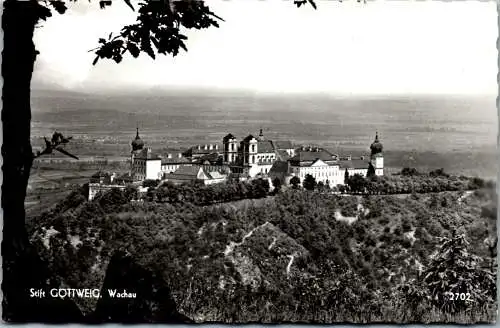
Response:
[[303, 174, 317, 191], [272, 177, 282, 193], [2, 0, 318, 322], [347, 173, 366, 194], [344, 168, 349, 185], [367, 162, 376, 178], [290, 176, 301, 189]]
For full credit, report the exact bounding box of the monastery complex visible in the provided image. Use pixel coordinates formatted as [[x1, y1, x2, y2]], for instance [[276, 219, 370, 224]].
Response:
[[129, 128, 384, 187], [88, 127, 384, 200]]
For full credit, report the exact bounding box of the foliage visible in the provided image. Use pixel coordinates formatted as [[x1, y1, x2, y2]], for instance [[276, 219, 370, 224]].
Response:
[[346, 173, 366, 194], [154, 178, 270, 205], [272, 177, 282, 194], [303, 174, 317, 191], [341, 171, 494, 196], [88, 0, 317, 64], [429, 168, 449, 178], [367, 162, 376, 177], [142, 179, 160, 188], [27, 174, 497, 322], [401, 167, 419, 176], [410, 235, 496, 313], [290, 176, 301, 189]]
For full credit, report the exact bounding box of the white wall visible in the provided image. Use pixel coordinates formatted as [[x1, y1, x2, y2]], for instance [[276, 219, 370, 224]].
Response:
[[290, 164, 345, 187], [146, 159, 162, 180]]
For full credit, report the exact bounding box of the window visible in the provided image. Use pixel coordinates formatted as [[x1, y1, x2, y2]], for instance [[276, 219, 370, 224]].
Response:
[[252, 155, 255, 164], [231, 144, 234, 151], [251, 144, 255, 152]]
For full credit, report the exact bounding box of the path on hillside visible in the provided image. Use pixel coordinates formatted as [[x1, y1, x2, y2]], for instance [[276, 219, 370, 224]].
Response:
[[223, 221, 270, 256]]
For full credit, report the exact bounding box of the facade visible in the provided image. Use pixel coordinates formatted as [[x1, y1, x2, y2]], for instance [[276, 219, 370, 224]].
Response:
[[161, 152, 192, 174], [165, 166, 227, 185], [131, 147, 162, 181], [222, 129, 295, 178], [129, 129, 195, 181], [287, 133, 384, 188], [127, 128, 382, 185], [87, 171, 128, 201], [288, 148, 346, 187]]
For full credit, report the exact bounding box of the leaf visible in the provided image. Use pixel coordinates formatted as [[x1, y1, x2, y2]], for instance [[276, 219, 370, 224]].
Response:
[[92, 56, 99, 65], [99, 0, 112, 9], [179, 41, 187, 52], [308, 0, 317, 10], [127, 42, 140, 58], [123, 0, 135, 11], [151, 37, 160, 49], [49, 0, 68, 14]]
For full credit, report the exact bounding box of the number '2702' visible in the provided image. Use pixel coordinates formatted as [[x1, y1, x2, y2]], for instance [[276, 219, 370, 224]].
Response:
[[446, 292, 472, 301]]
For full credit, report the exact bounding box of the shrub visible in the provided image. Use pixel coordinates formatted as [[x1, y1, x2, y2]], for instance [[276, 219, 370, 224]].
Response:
[[418, 235, 496, 313], [303, 174, 317, 191]]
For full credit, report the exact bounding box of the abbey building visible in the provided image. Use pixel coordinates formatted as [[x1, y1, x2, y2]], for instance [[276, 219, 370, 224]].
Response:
[[127, 127, 384, 188]]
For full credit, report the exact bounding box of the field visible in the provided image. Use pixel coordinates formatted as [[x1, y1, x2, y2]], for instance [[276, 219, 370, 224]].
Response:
[[30, 89, 497, 179]]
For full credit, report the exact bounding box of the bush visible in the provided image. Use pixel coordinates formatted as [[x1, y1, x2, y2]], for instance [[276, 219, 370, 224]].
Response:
[[401, 167, 419, 176], [417, 235, 496, 313], [143, 179, 160, 188]]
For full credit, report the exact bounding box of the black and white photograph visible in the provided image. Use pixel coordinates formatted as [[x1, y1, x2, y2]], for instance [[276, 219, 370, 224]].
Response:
[[2, 0, 498, 324]]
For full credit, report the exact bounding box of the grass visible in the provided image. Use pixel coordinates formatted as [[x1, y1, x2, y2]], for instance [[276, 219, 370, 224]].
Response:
[[180, 298, 497, 323]]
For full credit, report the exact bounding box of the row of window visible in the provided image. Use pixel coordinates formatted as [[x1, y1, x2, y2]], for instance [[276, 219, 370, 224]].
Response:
[[295, 168, 368, 179], [161, 164, 180, 172]]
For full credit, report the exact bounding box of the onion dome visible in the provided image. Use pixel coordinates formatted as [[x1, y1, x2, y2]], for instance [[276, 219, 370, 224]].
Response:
[[370, 131, 383, 155], [131, 127, 144, 152]]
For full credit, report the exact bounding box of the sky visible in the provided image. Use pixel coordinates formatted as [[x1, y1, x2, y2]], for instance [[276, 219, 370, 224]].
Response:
[[32, 0, 498, 96]]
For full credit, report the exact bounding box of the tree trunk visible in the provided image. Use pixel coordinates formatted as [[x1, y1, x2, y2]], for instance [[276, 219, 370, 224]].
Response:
[[2, 0, 83, 322]]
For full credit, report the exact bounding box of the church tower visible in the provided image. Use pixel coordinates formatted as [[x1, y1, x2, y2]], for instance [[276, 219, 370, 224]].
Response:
[[131, 125, 145, 152], [258, 128, 265, 141], [223, 133, 238, 164], [369, 131, 384, 176], [130, 125, 145, 177]]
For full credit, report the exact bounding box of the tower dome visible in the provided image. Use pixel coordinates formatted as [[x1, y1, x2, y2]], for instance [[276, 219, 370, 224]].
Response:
[[370, 131, 383, 156], [131, 127, 144, 152]]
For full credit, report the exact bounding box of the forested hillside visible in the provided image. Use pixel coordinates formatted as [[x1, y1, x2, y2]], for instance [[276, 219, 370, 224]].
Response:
[[28, 180, 497, 323]]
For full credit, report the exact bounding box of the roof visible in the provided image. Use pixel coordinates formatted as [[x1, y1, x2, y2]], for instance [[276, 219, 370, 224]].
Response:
[[183, 145, 220, 157], [289, 149, 335, 163], [274, 140, 293, 150], [339, 159, 370, 169], [242, 134, 256, 143], [223, 133, 236, 141], [257, 140, 274, 154], [168, 166, 226, 181], [133, 148, 161, 160], [161, 156, 190, 165], [207, 171, 226, 179], [170, 166, 201, 176], [276, 150, 291, 161], [269, 161, 289, 175], [194, 153, 221, 164]]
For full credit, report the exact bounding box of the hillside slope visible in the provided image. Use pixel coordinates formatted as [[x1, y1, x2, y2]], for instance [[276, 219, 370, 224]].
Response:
[[28, 187, 497, 322]]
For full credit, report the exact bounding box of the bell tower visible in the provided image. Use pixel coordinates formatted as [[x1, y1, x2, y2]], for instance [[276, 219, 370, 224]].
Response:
[[369, 131, 384, 176]]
